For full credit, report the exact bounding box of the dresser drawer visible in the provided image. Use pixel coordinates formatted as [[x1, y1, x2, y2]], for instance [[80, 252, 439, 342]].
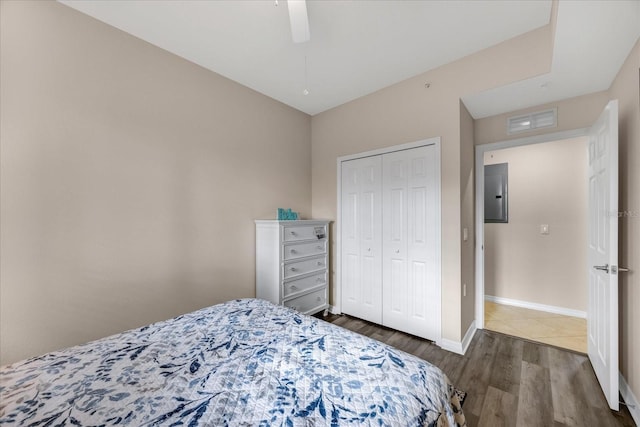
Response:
[[283, 272, 326, 298], [284, 288, 327, 314], [283, 255, 327, 280], [283, 224, 327, 242], [283, 240, 327, 261]]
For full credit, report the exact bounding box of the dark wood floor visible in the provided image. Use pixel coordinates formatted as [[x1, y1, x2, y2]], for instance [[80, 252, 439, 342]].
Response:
[[317, 313, 636, 427]]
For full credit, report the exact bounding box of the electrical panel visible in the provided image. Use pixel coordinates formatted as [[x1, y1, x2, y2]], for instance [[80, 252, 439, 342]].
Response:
[[484, 163, 508, 223]]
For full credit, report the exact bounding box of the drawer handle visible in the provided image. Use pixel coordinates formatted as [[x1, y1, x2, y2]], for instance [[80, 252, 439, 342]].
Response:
[[316, 277, 322, 282], [291, 306, 298, 311], [317, 297, 322, 302], [317, 262, 323, 266], [395, 249, 400, 254], [290, 285, 298, 291], [290, 231, 296, 236], [290, 267, 297, 272], [290, 249, 297, 254], [316, 246, 323, 250]]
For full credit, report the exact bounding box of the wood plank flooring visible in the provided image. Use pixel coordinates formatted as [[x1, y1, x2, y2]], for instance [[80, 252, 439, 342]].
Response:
[[317, 313, 636, 427]]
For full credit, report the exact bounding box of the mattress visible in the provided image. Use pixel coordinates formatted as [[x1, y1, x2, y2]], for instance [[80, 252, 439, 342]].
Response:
[[0, 298, 466, 426]]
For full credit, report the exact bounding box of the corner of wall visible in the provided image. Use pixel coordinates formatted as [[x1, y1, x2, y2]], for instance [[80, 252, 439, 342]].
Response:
[[440, 319, 477, 356], [620, 372, 640, 426], [607, 37, 640, 422], [459, 100, 476, 337]]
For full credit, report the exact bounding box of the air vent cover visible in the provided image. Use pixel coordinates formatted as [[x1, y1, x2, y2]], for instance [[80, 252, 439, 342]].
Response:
[[507, 108, 557, 134]]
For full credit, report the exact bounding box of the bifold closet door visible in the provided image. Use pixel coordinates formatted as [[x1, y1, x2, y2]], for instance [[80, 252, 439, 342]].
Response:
[[341, 156, 382, 323], [382, 146, 439, 341]]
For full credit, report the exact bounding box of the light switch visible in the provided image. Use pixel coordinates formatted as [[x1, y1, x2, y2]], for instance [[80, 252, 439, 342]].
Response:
[[463, 227, 468, 241], [540, 224, 549, 235]]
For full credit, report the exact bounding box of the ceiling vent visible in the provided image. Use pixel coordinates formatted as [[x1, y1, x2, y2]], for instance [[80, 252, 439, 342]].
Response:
[[507, 108, 557, 134]]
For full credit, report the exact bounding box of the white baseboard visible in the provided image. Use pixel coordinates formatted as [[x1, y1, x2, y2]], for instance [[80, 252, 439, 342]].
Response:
[[620, 372, 640, 424], [440, 320, 476, 355], [485, 295, 586, 319], [440, 339, 462, 354], [461, 320, 476, 354]]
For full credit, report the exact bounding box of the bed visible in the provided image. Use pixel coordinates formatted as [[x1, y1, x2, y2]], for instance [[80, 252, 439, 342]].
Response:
[[0, 298, 466, 426]]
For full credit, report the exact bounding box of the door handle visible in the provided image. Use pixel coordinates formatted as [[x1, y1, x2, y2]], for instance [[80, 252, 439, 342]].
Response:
[[593, 264, 609, 273], [611, 265, 630, 274]]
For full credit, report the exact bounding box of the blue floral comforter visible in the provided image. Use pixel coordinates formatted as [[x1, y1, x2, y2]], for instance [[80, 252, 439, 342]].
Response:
[[0, 298, 466, 426]]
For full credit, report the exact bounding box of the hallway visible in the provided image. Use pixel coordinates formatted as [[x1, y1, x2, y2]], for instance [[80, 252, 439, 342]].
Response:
[[485, 301, 587, 353]]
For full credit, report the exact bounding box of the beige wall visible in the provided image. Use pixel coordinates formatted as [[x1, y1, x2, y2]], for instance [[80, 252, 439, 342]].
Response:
[[609, 38, 640, 412], [483, 138, 588, 312], [459, 101, 475, 334], [312, 22, 556, 342], [0, 1, 311, 365]]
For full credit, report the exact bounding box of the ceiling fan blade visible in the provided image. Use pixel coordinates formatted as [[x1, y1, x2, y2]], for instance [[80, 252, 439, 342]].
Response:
[[287, 0, 310, 43]]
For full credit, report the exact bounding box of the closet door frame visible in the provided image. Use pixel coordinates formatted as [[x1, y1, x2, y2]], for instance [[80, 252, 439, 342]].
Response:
[[335, 137, 442, 346]]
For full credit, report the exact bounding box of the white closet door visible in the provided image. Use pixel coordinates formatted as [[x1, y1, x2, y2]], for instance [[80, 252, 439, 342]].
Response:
[[382, 151, 409, 331], [409, 145, 439, 340], [382, 146, 438, 340], [341, 156, 382, 323]]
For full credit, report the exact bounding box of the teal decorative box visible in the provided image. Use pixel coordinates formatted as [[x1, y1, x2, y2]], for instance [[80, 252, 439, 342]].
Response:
[[277, 208, 299, 220]]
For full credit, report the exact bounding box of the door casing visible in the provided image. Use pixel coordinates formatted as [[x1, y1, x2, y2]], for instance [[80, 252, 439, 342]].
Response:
[[474, 128, 589, 329]]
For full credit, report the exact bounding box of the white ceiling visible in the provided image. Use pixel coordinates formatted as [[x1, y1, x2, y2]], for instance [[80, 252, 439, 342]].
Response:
[[58, 1, 638, 118], [463, 0, 640, 118]]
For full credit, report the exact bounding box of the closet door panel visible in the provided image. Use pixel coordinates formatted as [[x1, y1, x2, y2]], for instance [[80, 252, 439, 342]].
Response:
[[408, 185, 429, 330], [341, 156, 382, 323], [382, 151, 409, 331], [360, 157, 382, 322], [410, 261, 427, 321], [360, 188, 380, 316], [343, 253, 359, 308], [341, 162, 360, 314], [390, 189, 404, 242], [388, 257, 407, 317], [383, 146, 438, 340], [407, 146, 438, 340]]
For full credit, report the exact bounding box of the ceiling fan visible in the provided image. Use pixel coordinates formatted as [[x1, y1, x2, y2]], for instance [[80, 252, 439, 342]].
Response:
[[276, 0, 311, 94], [284, 0, 310, 43]]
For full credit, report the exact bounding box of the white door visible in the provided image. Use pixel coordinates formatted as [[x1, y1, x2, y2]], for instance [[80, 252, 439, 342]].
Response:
[[382, 146, 439, 340], [587, 100, 619, 411], [382, 151, 409, 331], [341, 156, 382, 323]]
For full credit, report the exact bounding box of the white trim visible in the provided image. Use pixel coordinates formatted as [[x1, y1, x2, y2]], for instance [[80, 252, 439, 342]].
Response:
[[439, 339, 463, 355], [337, 139, 438, 163], [461, 320, 477, 354], [475, 145, 485, 329], [620, 372, 640, 425], [336, 137, 442, 346], [485, 295, 586, 318], [335, 158, 342, 314], [328, 305, 341, 315], [441, 320, 476, 355], [433, 140, 442, 347], [475, 127, 589, 330]]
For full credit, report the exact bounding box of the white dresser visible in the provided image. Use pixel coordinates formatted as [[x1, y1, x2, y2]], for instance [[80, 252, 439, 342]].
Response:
[[255, 220, 330, 316]]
